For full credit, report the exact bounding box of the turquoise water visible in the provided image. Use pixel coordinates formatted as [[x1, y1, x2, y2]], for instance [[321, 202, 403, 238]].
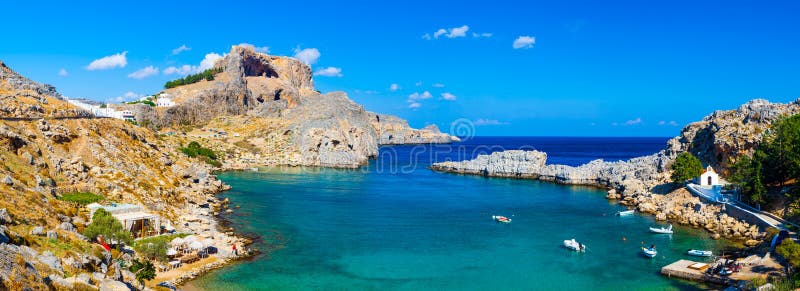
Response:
[[190, 138, 735, 290]]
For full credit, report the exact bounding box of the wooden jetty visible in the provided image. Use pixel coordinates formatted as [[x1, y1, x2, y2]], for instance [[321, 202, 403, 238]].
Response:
[[660, 260, 736, 285]]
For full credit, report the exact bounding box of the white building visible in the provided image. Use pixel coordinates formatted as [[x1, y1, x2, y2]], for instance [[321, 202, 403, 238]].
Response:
[[156, 96, 175, 107], [697, 165, 720, 187], [87, 203, 163, 239]]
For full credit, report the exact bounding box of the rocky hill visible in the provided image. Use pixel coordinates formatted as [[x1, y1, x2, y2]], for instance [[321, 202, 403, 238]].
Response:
[[0, 61, 242, 289], [134, 45, 456, 168]]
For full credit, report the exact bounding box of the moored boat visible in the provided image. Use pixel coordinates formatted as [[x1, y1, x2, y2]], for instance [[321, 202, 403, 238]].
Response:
[[687, 249, 713, 257], [649, 224, 673, 234], [642, 246, 657, 258], [617, 210, 635, 216], [492, 215, 511, 223], [563, 239, 586, 252]]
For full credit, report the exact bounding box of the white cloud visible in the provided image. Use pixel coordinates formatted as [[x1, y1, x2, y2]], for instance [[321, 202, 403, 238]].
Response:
[[163, 52, 223, 76], [408, 101, 421, 109], [415, 81, 423, 87], [513, 36, 536, 49], [659, 120, 679, 126], [58, 68, 68, 77], [425, 25, 470, 40], [474, 119, 507, 126], [446, 25, 469, 38], [389, 83, 400, 91], [472, 32, 493, 38], [408, 91, 432, 100], [198, 53, 222, 71], [113, 91, 143, 103], [441, 92, 457, 101], [86, 51, 127, 70], [313, 67, 343, 77], [172, 44, 191, 55], [293, 47, 320, 65], [163, 65, 193, 75], [433, 28, 447, 39], [624, 117, 642, 126], [127, 66, 159, 79], [432, 83, 445, 88], [238, 43, 270, 53]]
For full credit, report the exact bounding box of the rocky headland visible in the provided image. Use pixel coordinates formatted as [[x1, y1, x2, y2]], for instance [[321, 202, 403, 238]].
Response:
[[132, 45, 456, 168], [432, 98, 800, 243]]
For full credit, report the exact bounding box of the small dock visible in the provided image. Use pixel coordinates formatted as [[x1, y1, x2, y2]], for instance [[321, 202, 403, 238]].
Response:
[[660, 260, 736, 285]]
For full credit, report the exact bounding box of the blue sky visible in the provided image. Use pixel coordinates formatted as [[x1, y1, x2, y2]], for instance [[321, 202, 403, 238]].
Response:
[[3, 0, 799, 136]]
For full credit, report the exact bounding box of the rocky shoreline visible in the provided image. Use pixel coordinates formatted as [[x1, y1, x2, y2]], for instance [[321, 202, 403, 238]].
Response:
[[430, 150, 765, 243]]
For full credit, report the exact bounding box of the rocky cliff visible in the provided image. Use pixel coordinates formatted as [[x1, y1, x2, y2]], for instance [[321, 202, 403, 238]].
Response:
[[135, 45, 454, 168], [0, 61, 244, 289], [370, 113, 460, 144]]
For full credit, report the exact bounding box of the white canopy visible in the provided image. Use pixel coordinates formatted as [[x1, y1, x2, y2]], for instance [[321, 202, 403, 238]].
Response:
[[166, 248, 178, 256], [202, 239, 215, 247], [170, 237, 185, 246], [183, 235, 198, 243], [189, 241, 204, 250]]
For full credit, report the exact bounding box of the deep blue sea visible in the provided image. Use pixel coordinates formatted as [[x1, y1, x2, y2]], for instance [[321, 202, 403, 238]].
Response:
[[188, 137, 736, 290]]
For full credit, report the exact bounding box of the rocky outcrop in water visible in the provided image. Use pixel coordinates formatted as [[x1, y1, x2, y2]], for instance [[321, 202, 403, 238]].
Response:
[[370, 113, 460, 144]]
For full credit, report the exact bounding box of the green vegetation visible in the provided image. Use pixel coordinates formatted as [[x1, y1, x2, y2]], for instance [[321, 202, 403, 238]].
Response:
[[129, 259, 156, 283], [180, 141, 221, 166], [57, 192, 103, 205], [670, 152, 704, 183], [126, 95, 156, 107], [82, 209, 133, 247], [132, 234, 187, 262], [730, 114, 800, 205], [164, 67, 223, 89]]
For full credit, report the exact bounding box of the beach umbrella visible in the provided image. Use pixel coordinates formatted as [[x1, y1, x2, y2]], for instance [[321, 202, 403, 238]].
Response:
[[183, 235, 198, 243], [170, 237, 184, 246], [166, 248, 178, 256], [189, 241, 204, 250]]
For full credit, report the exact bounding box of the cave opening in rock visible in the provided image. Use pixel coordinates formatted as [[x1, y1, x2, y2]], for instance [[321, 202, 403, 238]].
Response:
[[243, 55, 279, 78]]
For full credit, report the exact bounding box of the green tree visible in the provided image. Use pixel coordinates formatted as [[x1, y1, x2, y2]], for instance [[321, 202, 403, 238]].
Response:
[[136, 240, 168, 262], [671, 152, 704, 183], [777, 239, 800, 267], [82, 209, 133, 247], [129, 259, 156, 283]]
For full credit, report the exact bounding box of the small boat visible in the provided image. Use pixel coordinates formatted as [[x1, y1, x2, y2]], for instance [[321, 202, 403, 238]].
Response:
[[719, 267, 733, 276], [649, 224, 673, 234], [492, 215, 511, 223], [563, 239, 586, 252], [642, 246, 657, 258], [687, 249, 713, 257], [617, 210, 635, 216]]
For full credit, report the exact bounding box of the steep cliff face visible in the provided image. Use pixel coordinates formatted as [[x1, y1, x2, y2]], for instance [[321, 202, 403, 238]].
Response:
[[0, 62, 234, 288], [139, 45, 454, 168]]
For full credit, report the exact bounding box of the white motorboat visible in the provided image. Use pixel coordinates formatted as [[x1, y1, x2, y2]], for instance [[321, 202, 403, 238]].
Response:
[[687, 249, 713, 257], [617, 210, 635, 216], [492, 215, 511, 223], [649, 224, 673, 234], [563, 239, 586, 252], [642, 246, 657, 258]]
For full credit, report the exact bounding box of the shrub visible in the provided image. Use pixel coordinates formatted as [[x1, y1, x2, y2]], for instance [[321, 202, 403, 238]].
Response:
[[82, 209, 132, 247], [57, 192, 103, 205], [671, 152, 703, 183], [129, 259, 156, 283], [179, 141, 220, 166], [777, 238, 800, 267], [164, 68, 223, 89]]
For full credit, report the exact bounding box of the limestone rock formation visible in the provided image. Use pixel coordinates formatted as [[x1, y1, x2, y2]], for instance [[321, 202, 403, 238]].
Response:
[[137, 45, 454, 168], [370, 113, 460, 144]]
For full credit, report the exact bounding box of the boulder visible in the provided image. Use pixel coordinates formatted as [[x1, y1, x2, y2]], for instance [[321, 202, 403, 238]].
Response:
[[38, 251, 63, 273], [99, 279, 131, 291], [30, 226, 44, 236], [0, 225, 10, 243], [46, 230, 58, 240], [1, 176, 12, 186], [59, 222, 75, 232], [0, 208, 10, 224], [745, 239, 761, 247]]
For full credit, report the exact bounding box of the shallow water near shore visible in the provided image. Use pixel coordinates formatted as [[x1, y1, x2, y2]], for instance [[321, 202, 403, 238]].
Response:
[[188, 137, 737, 290]]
